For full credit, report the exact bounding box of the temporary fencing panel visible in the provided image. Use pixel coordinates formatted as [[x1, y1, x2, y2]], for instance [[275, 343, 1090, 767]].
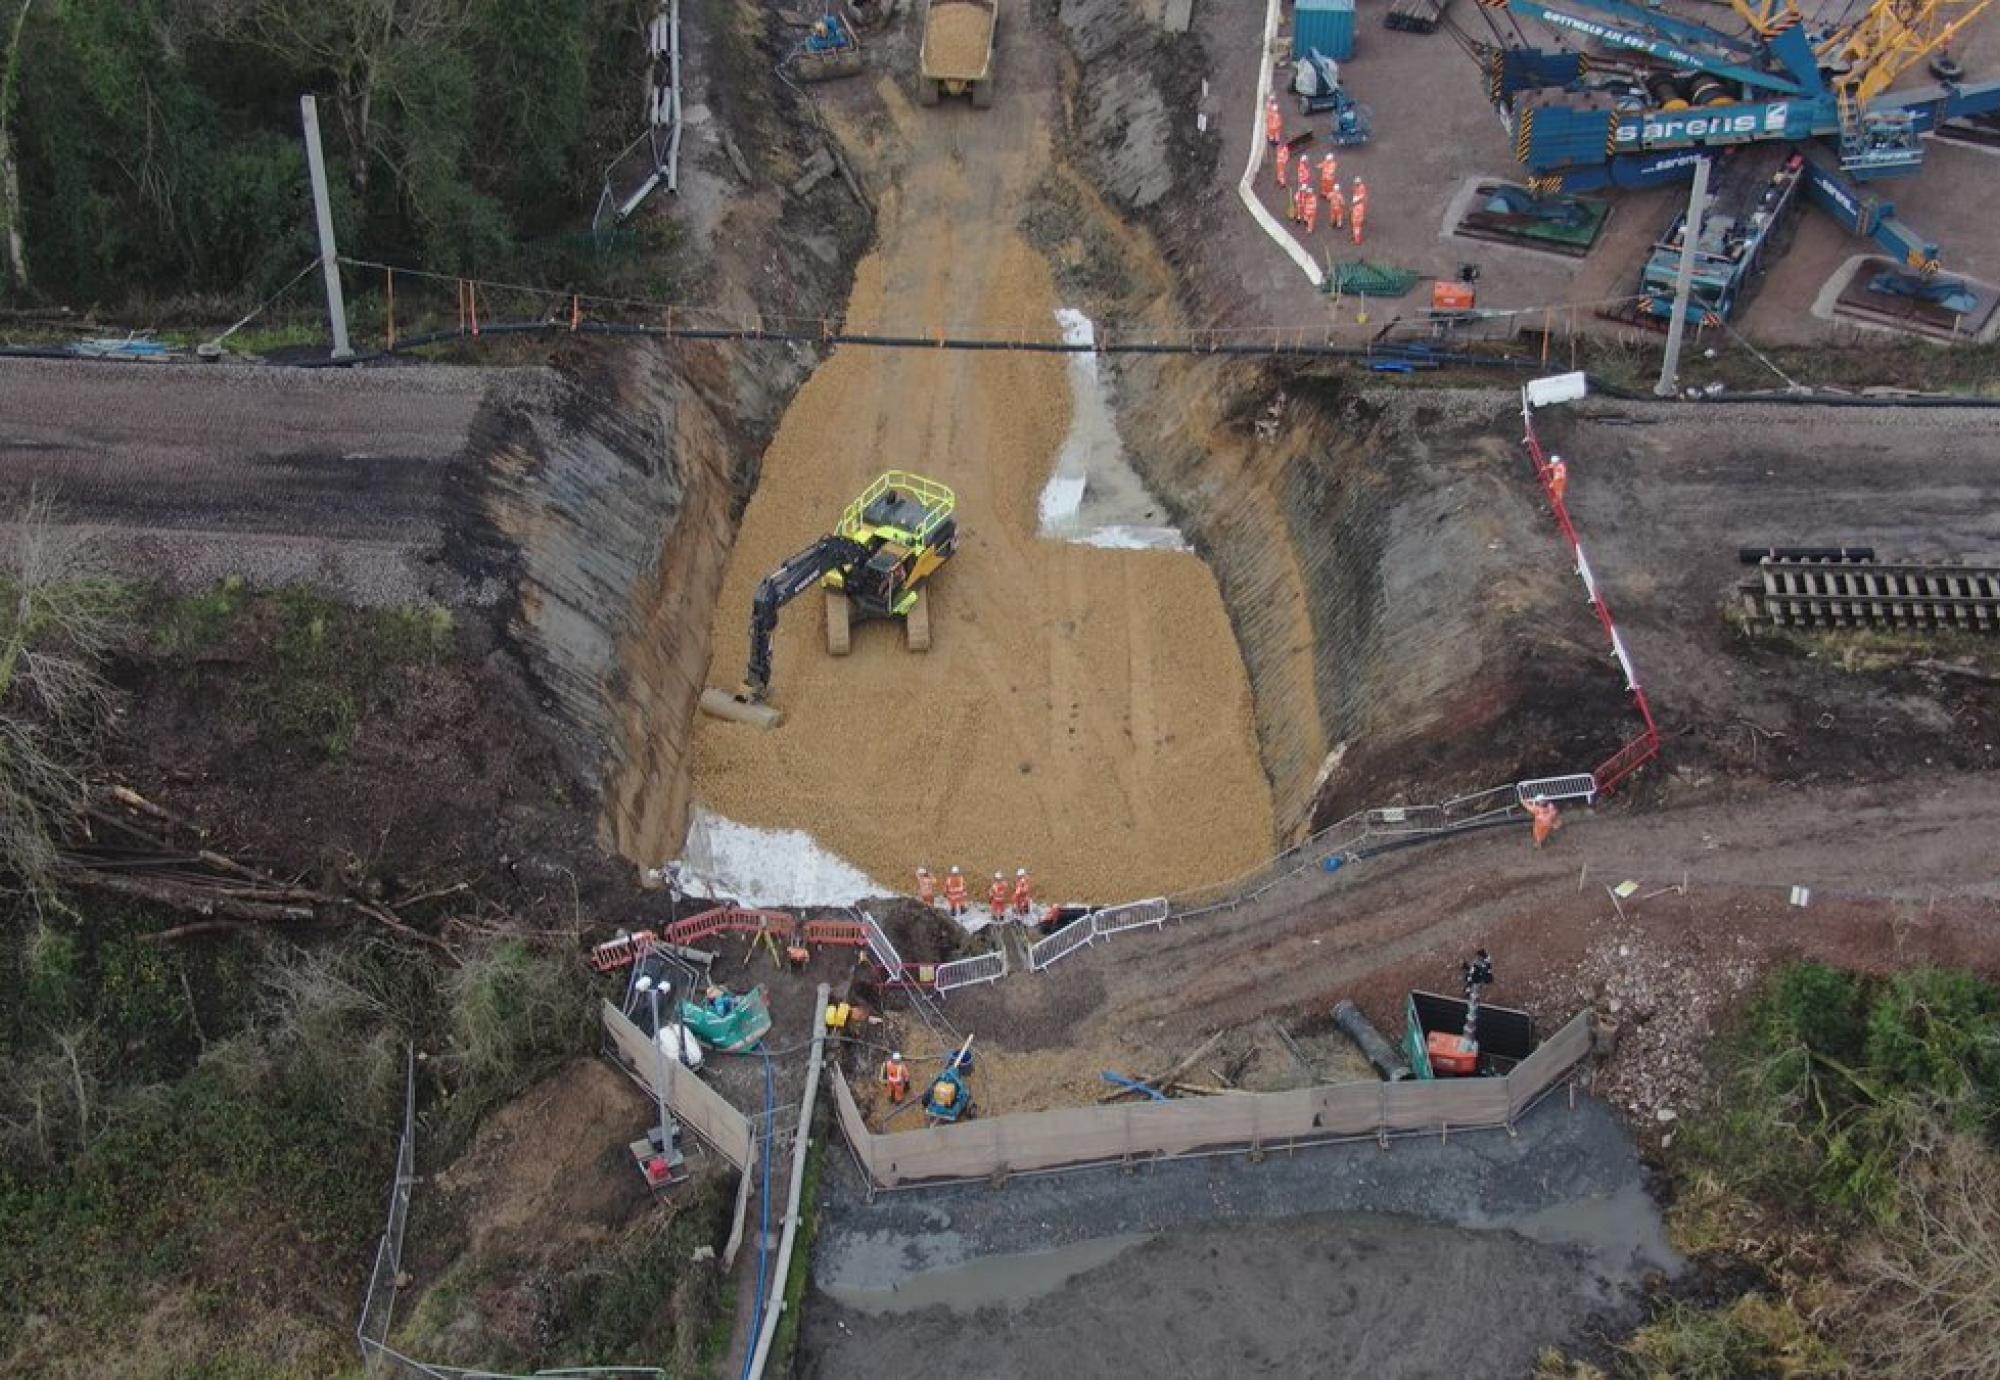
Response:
[[830, 1013, 1593, 1187], [1091, 897, 1169, 938], [860, 913, 904, 977], [934, 949, 1008, 992], [601, 1000, 755, 1168], [1515, 775, 1598, 805], [1028, 916, 1098, 971]]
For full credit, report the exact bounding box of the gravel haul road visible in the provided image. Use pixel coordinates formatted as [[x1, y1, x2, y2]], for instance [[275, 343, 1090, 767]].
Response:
[[687, 60, 1273, 901], [0, 359, 501, 605]]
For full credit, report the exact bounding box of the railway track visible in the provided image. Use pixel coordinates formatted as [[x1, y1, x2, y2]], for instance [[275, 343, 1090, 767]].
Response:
[[1742, 558, 2000, 633]]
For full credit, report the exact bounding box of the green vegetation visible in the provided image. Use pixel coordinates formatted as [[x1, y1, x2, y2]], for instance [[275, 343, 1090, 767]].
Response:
[[147, 583, 453, 757], [1, 558, 608, 1373], [0, 919, 593, 1374], [1620, 1295, 1844, 1380], [396, 1173, 730, 1373], [1644, 961, 2000, 1378], [1, 490, 123, 902], [1675, 962, 1999, 1226], [2, 0, 661, 314], [770, 1120, 829, 1374]]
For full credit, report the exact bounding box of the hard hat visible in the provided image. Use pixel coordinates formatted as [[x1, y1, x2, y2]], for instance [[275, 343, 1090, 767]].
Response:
[[994, 872, 1004, 881], [949, 865, 960, 874], [706, 985, 722, 999], [1016, 868, 1027, 877], [892, 1051, 903, 1061], [917, 865, 931, 875]]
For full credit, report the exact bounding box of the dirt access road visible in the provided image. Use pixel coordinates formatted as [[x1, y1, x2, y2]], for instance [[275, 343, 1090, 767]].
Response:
[[686, 21, 1273, 902]]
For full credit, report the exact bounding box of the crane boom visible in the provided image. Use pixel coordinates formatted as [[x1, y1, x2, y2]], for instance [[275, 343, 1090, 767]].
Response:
[[1497, 0, 1805, 92]]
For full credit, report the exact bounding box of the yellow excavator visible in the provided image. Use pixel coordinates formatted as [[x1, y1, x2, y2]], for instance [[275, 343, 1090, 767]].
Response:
[[699, 471, 958, 728]]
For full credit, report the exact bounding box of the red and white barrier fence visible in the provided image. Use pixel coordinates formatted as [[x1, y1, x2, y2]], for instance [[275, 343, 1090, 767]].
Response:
[[1518, 375, 1662, 795]]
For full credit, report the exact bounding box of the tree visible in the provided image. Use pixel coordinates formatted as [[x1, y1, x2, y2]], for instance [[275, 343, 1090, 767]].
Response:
[[0, 489, 118, 904], [0, 0, 35, 291], [197, 0, 476, 203]]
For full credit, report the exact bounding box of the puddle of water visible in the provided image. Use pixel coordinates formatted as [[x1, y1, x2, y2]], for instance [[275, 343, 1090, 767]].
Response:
[[819, 1233, 1149, 1316], [1480, 1181, 1681, 1277], [1037, 309, 1188, 552], [678, 807, 886, 907]]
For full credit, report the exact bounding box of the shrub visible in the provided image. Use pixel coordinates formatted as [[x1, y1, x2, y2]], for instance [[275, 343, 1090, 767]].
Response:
[[445, 939, 586, 1086], [1845, 1133, 2000, 1380], [1863, 968, 2000, 1130], [1620, 1295, 1844, 1380]]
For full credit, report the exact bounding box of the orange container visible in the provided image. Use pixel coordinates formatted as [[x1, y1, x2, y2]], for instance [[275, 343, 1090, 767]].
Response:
[[1426, 1030, 1480, 1076], [1431, 282, 1476, 312]]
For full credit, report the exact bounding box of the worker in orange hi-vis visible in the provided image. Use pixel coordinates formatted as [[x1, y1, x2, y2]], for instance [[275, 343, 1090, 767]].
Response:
[[916, 865, 938, 909], [988, 871, 1011, 916], [1318, 153, 1338, 201], [1547, 455, 1569, 506], [1528, 797, 1564, 848], [1326, 178, 1346, 230], [1265, 97, 1283, 146], [1011, 868, 1035, 917], [1301, 182, 1320, 236], [881, 1051, 911, 1104], [1275, 139, 1291, 191], [1351, 178, 1369, 245], [943, 865, 968, 915]]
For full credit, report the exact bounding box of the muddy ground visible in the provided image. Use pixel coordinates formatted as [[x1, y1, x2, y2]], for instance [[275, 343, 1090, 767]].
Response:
[[803, 1093, 1674, 1376], [1549, 400, 2000, 787]]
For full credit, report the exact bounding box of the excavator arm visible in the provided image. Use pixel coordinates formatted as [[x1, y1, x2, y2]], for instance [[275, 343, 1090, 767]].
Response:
[[742, 534, 868, 701]]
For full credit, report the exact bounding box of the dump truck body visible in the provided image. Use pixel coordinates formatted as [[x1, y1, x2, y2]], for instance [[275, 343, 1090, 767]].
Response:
[[919, 0, 998, 106]]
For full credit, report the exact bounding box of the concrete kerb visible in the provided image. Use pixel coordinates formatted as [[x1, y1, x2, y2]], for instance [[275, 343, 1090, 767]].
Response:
[[1240, 0, 1324, 288]]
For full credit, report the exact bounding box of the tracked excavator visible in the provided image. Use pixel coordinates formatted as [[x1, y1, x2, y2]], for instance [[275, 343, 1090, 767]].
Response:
[[698, 470, 957, 728]]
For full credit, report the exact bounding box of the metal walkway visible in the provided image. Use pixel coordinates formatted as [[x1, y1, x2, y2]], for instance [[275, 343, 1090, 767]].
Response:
[[1743, 558, 2000, 632]]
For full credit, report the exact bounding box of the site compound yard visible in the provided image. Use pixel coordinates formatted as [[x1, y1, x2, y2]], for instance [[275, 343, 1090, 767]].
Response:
[[4, 0, 2000, 1377]]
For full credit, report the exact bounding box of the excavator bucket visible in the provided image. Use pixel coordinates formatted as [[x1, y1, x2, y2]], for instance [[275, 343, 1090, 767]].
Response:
[[698, 687, 784, 729]]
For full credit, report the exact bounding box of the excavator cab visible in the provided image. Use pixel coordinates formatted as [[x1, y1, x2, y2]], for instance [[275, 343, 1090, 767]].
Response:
[[698, 470, 957, 728], [822, 472, 957, 657]]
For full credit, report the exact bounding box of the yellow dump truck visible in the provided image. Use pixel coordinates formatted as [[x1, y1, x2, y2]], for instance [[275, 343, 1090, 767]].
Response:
[[919, 0, 998, 108]]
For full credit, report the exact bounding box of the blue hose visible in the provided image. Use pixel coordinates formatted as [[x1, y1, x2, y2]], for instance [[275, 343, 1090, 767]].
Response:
[[739, 1045, 776, 1380]]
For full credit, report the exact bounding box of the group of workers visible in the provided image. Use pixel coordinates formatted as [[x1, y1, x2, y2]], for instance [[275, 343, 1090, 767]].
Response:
[[1266, 99, 1368, 245], [914, 864, 1033, 920]]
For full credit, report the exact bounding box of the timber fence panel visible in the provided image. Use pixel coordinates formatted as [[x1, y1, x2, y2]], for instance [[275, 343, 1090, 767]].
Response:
[[829, 1065, 877, 1180], [1506, 1010, 1595, 1120], [601, 1001, 754, 1169], [831, 1012, 1600, 1188]]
